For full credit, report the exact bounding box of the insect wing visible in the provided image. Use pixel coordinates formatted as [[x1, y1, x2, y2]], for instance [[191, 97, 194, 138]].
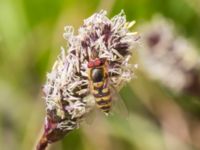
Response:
[[110, 86, 129, 118], [84, 106, 97, 124], [83, 94, 97, 124]]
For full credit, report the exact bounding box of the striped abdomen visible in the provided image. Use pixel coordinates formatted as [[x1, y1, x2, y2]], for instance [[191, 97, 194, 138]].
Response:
[[93, 86, 112, 113]]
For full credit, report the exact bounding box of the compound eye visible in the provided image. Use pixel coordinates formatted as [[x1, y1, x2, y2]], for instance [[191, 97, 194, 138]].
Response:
[[94, 59, 101, 66], [91, 68, 104, 82], [88, 61, 94, 68]]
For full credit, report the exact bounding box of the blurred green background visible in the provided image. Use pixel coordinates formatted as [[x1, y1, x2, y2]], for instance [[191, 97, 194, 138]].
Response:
[[0, 0, 200, 150]]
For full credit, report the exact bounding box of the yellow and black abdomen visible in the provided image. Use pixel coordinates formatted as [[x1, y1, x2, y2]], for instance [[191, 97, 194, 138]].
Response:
[[92, 82, 112, 113]]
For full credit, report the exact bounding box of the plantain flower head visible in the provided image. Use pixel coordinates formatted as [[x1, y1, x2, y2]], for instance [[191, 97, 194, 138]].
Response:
[[37, 10, 139, 150], [138, 15, 200, 94]]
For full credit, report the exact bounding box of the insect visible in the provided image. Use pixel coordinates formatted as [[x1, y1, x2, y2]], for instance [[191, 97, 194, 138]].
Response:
[[87, 56, 128, 116], [87, 57, 112, 114]]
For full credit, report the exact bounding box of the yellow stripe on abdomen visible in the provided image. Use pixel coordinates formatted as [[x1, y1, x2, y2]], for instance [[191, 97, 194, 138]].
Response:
[[95, 95, 112, 113]]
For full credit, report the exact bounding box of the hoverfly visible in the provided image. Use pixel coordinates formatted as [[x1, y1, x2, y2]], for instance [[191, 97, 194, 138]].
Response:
[[87, 57, 128, 116], [87, 58, 111, 114]]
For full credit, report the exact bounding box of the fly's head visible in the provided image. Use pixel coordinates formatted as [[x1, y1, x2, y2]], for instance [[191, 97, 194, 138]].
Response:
[[87, 58, 108, 84]]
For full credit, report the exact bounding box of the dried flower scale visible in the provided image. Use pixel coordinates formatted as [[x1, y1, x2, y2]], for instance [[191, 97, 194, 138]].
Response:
[[36, 10, 138, 150]]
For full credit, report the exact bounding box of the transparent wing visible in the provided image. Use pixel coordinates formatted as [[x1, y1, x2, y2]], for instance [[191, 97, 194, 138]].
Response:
[[83, 94, 97, 124], [109, 86, 129, 118], [85, 109, 97, 124]]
